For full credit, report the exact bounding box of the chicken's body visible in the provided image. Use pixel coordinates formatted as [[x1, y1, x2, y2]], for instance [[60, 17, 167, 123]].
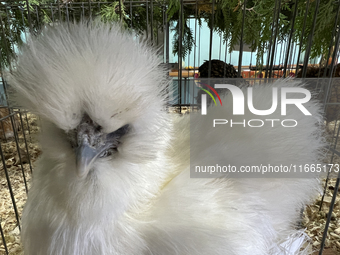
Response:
[[9, 23, 325, 255]]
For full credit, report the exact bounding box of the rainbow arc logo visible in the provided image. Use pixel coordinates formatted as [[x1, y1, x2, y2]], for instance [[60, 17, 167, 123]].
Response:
[[195, 82, 223, 106]]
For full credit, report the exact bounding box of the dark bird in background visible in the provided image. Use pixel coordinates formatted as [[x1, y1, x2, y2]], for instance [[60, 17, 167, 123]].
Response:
[[8, 22, 325, 255], [198, 59, 239, 78], [196, 60, 239, 106]]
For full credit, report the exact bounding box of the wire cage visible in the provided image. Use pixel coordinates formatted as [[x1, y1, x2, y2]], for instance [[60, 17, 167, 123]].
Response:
[[0, 0, 339, 254]]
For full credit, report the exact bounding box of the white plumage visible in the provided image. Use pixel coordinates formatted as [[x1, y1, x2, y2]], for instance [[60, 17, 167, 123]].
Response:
[[8, 22, 326, 255]]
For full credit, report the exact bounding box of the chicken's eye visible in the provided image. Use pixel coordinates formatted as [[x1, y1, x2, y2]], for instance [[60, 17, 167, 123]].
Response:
[[99, 147, 117, 158], [98, 125, 129, 158]]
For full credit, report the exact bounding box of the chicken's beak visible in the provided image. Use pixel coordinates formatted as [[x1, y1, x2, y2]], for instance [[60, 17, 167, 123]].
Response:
[[74, 114, 108, 179], [75, 138, 110, 179], [75, 141, 100, 178], [74, 114, 129, 178]]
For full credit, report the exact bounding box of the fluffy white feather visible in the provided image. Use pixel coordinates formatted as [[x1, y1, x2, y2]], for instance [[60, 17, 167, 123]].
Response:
[[8, 22, 325, 255]]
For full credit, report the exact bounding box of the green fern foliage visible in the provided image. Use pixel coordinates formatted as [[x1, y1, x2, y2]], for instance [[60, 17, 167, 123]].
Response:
[[0, 0, 338, 68]]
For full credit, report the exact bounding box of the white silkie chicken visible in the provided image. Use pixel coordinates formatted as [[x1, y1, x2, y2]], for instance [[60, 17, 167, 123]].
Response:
[[8, 22, 326, 255]]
